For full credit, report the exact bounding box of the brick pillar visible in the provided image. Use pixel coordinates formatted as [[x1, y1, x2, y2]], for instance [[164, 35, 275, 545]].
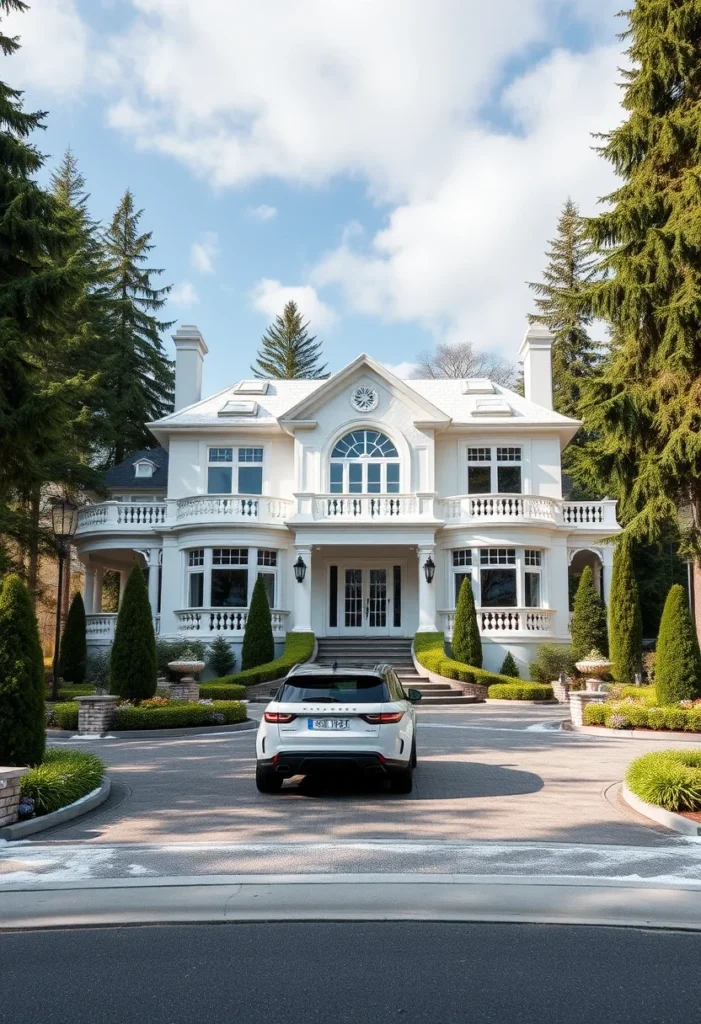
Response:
[[0, 767, 29, 827], [169, 677, 199, 702], [569, 691, 608, 727], [76, 695, 120, 735]]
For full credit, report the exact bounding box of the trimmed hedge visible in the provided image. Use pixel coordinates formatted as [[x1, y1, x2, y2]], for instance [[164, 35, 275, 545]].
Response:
[[52, 685, 96, 702], [582, 700, 701, 733], [414, 632, 521, 688], [211, 631, 315, 687], [21, 748, 106, 817], [488, 683, 554, 701], [50, 702, 79, 730], [626, 750, 701, 812], [614, 684, 657, 705], [198, 682, 247, 701], [113, 700, 246, 731]]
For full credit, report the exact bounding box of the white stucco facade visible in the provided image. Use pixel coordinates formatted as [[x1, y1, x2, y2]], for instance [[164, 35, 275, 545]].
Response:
[[74, 324, 620, 678]]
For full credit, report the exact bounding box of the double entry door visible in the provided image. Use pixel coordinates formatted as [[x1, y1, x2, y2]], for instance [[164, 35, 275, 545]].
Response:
[[328, 561, 404, 636]]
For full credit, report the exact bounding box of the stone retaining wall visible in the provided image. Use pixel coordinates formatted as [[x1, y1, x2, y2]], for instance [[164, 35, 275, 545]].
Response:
[[0, 767, 28, 827]]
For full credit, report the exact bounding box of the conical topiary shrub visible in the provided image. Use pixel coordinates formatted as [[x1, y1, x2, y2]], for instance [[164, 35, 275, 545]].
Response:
[[60, 592, 87, 684], [609, 540, 643, 683], [110, 564, 157, 701], [241, 576, 275, 670], [452, 576, 482, 668], [500, 651, 520, 678], [570, 565, 608, 660], [655, 584, 701, 705], [0, 574, 45, 767]]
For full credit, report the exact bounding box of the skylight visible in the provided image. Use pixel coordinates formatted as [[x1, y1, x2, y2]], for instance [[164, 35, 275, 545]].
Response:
[[234, 380, 269, 395], [463, 379, 495, 395], [472, 398, 512, 417], [218, 400, 259, 417]]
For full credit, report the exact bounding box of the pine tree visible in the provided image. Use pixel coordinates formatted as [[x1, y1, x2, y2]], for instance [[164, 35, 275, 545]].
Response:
[[528, 198, 601, 420], [208, 634, 235, 677], [609, 541, 643, 684], [655, 584, 701, 704], [252, 300, 328, 379], [569, 565, 608, 659], [101, 190, 174, 464], [59, 592, 87, 684], [452, 576, 482, 668], [580, 2, 701, 576], [109, 564, 157, 700], [0, 574, 45, 767], [500, 651, 520, 678], [241, 576, 275, 670]]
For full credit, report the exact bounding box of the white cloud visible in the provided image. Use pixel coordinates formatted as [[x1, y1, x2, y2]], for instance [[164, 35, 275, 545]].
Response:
[[382, 361, 419, 379], [4, 0, 88, 97], [190, 232, 220, 274], [251, 279, 336, 331], [248, 204, 277, 222], [170, 280, 199, 307]]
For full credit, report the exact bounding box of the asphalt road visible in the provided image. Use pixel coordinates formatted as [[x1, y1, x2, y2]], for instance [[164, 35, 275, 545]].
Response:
[[4, 921, 701, 1023]]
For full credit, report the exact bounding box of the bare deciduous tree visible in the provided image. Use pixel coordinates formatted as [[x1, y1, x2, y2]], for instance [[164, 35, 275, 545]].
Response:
[[410, 341, 518, 388]]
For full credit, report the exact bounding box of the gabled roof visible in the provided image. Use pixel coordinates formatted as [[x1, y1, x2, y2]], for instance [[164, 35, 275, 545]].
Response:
[[149, 379, 324, 429], [102, 447, 169, 490], [409, 379, 581, 427]]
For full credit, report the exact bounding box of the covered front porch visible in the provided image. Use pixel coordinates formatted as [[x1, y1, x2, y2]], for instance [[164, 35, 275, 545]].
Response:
[[80, 546, 162, 644]]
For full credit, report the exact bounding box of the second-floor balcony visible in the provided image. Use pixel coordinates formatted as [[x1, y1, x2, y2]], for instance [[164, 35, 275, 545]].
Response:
[[438, 495, 618, 530], [76, 496, 295, 537]]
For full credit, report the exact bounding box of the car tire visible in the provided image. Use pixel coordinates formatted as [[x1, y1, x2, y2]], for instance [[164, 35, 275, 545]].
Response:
[[256, 764, 284, 793], [411, 737, 417, 768], [390, 764, 413, 794]]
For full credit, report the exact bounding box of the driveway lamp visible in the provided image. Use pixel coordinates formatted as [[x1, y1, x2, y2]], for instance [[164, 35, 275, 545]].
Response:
[[423, 555, 436, 584], [293, 555, 307, 583], [50, 498, 80, 701]]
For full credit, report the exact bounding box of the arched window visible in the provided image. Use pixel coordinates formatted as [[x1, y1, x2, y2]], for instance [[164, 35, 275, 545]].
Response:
[[329, 430, 400, 494]]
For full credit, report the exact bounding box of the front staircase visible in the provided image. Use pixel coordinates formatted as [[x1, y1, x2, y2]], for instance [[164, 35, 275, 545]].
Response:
[[314, 637, 476, 706]]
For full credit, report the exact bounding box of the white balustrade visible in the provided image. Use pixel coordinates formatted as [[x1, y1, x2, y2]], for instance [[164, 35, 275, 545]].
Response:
[[562, 500, 618, 527], [116, 503, 167, 526], [313, 495, 417, 520], [440, 607, 555, 637], [175, 495, 293, 524], [438, 495, 617, 529], [85, 613, 117, 639], [175, 608, 289, 636], [76, 501, 167, 535]]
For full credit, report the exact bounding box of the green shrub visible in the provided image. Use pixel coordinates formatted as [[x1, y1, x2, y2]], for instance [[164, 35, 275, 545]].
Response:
[[86, 647, 110, 689], [0, 574, 45, 767], [21, 748, 105, 816], [655, 584, 701, 705], [113, 700, 246, 730], [59, 592, 87, 684], [609, 540, 643, 683], [50, 702, 79, 730], [583, 703, 607, 725], [56, 685, 95, 701], [570, 566, 608, 660], [207, 634, 236, 677], [110, 565, 157, 701], [217, 631, 315, 686], [616, 684, 657, 705], [626, 750, 701, 811], [452, 577, 482, 668], [500, 652, 520, 678], [413, 632, 520, 688], [662, 707, 689, 732], [199, 682, 247, 701], [241, 576, 275, 670], [529, 643, 577, 683], [626, 704, 650, 728], [685, 707, 701, 733], [155, 636, 207, 677], [487, 683, 554, 700]]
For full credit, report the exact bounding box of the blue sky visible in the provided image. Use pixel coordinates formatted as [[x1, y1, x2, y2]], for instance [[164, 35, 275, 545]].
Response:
[[10, 0, 624, 397]]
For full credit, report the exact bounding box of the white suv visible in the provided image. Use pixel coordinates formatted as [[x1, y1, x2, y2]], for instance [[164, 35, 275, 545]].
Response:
[[255, 663, 421, 794]]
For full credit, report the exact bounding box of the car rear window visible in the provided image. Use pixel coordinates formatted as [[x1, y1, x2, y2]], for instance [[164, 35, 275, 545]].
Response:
[[277, 675, 390, 703]]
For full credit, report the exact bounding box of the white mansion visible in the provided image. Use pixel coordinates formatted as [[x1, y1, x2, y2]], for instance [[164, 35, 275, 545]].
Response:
[[74, 324, 620, 677]]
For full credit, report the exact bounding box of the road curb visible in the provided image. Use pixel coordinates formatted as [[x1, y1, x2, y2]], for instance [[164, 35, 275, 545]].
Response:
[[568, 724, 701, 743], [4, 874, 701, 931], [621, 783, 701, 837], [47, 719, 256, 741], [0, 778, 112, 841]]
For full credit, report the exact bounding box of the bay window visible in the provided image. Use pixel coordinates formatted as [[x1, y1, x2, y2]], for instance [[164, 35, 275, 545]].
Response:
[[449, 547, 545, 610], [184, 547, 280, 609], [480, 548, 517, 607]]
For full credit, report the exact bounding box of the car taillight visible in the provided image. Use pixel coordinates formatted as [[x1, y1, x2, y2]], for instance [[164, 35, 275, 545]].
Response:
[[361, 712, 404, 724], [264, 712, 297, 723]]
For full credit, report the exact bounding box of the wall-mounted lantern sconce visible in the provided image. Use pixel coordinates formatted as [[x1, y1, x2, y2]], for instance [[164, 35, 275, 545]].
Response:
[[423, 555, 435, 584], [294, 555, 307, 583]]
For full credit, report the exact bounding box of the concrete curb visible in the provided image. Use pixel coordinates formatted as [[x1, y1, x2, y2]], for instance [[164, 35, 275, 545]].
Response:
[[569, 723, 701, 743], [0, 778, 111, 840], [47, 719, 256, 742], [4, 874, 701, 931], [621, 783, 701, 837]]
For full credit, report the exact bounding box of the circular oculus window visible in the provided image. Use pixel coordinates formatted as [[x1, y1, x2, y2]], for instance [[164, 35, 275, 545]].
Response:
[[350, 385, 378, 412]]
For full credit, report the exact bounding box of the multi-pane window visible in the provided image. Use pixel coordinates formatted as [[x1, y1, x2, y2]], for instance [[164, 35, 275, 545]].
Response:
[[452, 549, 473, 603], [466, 446, 522, 495], [479, 548, 517, 607], [450, 547, 545, 611], [330, 430, 400, 494], [186, 548, 279, 610], [257, 549, 278, 606], [453, 550, 472, 566], [211, 548, 248, 607], [525, 549, 542, 607], [525, 550, 541, 566], [187, 549, 205, 608], [207, 447, 263, 495], [480, 549, 516, 565]]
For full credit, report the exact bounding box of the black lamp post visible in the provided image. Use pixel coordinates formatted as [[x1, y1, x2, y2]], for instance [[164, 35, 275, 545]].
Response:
[[293, 555, 307, 583], [423, 555, 436, 584], [50, 498, 80, 701]]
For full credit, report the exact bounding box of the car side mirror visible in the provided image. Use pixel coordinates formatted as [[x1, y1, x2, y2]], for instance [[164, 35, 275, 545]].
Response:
[[407, 689, 422, 703]]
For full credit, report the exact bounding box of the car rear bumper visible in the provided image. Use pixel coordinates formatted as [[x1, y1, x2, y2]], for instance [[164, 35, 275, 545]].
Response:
[[258, 751, 408, 778]]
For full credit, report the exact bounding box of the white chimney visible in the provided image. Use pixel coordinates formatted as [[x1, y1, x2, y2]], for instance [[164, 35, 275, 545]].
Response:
[[518, 325, 554, 410], [173, 325, 208, 412]]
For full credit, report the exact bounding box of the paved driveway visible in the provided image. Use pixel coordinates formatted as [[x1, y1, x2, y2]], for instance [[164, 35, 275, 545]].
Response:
[[34, 705, 694, 847]]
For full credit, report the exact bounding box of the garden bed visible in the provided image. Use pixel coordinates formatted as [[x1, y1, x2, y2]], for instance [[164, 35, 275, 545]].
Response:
[[583, 699, 701, 733], [46, 698, 248, 732], [487, 683, 555, 701], [22, 749, 105, 815]]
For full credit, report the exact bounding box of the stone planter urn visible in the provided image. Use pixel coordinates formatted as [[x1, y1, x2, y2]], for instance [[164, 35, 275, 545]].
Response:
[[575, 650, 613, 692], [167, 659, 205, 702]]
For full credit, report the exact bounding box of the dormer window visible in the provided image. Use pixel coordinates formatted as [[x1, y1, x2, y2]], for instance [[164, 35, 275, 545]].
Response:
[[134, 460, 155, 479]]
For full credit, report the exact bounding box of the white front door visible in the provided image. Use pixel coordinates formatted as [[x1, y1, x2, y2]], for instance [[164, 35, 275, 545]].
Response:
[[330, 563, 403, 636]]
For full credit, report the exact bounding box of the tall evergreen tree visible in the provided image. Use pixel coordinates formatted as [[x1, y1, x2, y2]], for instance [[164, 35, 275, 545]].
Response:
[[59, 591, 87, 684], [0, 574, 45, 767], [528, 198, 601, 420], [241, 576, 275, 670], [570, 566, 608, 659], [609, 541, 643, 684], [655, 584, 701, 704], [452, 576, 482, 668], [110, 564, 157, 701], [252, 300, 328, 379], [101, 190, 174, 464], [580, 2, 701, 576]]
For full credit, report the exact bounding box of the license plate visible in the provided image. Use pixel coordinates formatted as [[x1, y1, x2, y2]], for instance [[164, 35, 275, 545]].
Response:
[[308, 718, 350, 730]]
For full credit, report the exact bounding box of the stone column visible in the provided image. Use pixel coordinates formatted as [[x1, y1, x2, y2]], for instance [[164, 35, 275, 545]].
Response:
[[291, 547, 312, 632], [76, 695, 120, 735], [118, 569, 129, 608], [0, 767, 29, 828], [602, 544, 614, 609], [417, 545, 437, 633], [569, 690, 608, 728], [147, 548, 161, 617], [83, 566, 95, 615], [93, 567, 104, 613]]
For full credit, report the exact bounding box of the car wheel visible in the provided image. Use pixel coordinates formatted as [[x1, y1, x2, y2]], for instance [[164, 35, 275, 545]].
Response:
[[256, 764, 284, 793], [411, 737, 417, 768], [390, 764, 413, 794]]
